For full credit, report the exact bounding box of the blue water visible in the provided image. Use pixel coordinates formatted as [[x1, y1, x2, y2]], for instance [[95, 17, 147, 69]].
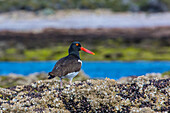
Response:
[[0, 61, 170, 80]]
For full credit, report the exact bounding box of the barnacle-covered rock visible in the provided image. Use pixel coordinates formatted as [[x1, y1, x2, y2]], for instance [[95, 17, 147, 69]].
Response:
[[0, 74, 169, 112], [0, 70, 89, 88], [130, 107, 155, 113]]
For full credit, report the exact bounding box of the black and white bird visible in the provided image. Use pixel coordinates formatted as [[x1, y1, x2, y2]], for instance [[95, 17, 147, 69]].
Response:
[[48, 42, 95, 87]]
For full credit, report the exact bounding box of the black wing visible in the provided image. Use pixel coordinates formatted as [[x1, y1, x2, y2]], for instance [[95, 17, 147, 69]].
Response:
[[48, 55, 81, 79]]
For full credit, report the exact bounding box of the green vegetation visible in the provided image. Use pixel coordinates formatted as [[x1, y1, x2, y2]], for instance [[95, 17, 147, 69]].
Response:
[[6, 48, 17, 54], [24, 47, 68, 61], [162, 71, 170, 77], [0, 76, 24, 88], [1, 45, 170, 61], [0, 0, 170, 12]]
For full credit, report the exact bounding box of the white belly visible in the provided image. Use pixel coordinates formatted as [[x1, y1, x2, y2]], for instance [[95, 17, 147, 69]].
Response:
[[63, 71, 79, 80]]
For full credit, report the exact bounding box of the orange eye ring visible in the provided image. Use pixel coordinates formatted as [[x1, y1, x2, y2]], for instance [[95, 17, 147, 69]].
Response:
[[76, 43, 79, 46]]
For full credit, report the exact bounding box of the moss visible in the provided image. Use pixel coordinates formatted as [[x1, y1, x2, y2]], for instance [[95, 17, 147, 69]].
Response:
[[0, 76, 26, 88], [6, 48, 17, 54], [1, 76, 8, 81], [162, 71, 170, 77]]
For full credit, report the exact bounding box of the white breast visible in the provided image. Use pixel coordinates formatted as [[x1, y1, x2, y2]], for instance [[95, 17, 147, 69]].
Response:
[[78, 59, 82, 64]]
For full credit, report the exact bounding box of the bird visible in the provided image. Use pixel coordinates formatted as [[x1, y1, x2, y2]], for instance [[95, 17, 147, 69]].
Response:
[[48, 42, 95, 88]]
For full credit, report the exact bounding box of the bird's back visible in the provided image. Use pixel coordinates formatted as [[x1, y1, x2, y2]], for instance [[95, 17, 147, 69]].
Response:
[[48, 55, 82, 79]]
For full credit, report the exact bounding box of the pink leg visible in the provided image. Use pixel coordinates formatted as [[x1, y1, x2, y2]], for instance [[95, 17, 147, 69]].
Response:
[[60, 78, 63, 88], [69, 78, 73, 85]]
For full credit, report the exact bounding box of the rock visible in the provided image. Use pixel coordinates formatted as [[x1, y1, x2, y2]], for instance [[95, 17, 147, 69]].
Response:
[[0, 87, 17, 102], [0, 74, 169, 112], [117, 75, 137, 84], [117, 72, 169, 84], [130, 107, 155, 113], [0, 70, 89, 88]]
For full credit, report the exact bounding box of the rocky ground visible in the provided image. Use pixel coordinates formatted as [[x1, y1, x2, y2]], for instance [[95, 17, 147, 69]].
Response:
[[0, 71, 89, 88], [0, 73, 169, 112]]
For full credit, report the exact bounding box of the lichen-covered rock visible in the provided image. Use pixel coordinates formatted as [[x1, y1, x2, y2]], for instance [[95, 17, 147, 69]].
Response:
[[0, 75, 169, 112]]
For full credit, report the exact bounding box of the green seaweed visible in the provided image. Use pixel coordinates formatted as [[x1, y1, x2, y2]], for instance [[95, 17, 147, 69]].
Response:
[[6, 48, 17, 54], [1, 45, 170, 61]]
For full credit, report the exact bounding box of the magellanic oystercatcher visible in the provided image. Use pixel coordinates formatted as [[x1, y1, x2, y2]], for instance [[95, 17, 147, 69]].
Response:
[[48, 42, 95, 87]]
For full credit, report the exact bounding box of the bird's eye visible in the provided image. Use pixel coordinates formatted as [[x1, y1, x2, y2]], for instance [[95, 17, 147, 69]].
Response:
[[76, 43, 79, 46]]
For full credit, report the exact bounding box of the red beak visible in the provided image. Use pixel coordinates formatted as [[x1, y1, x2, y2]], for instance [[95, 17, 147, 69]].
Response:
[[80, 47, 95, 55]]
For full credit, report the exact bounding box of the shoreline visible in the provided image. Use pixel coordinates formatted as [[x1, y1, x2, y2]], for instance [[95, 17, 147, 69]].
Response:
[[1, 10, 170, 32], [0, 11, 170, 61], [0, 27, 170, 61], [0, 71, 169, 88]]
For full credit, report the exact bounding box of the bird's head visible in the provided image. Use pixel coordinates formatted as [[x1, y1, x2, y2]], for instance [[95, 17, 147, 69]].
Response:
[[69, 42, 95, 56]]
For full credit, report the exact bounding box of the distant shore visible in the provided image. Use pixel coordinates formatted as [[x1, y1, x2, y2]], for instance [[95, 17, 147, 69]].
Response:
[[0, 26, 170, 61], [1, 10, 170, 32], [0, 10, 170, 61]]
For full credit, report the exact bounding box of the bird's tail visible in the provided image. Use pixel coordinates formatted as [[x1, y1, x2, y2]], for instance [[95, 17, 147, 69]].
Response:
[[48, 72, 55, 79]]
